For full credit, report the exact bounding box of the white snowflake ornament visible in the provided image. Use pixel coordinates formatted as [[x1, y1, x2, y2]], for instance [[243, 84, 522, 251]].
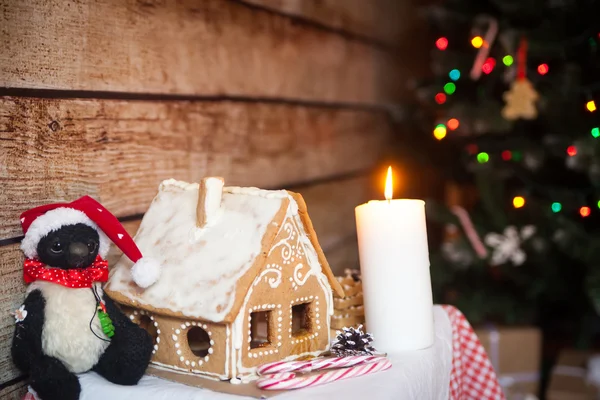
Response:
[[484, 225, 536, 266], [13, 305, 27, 323]]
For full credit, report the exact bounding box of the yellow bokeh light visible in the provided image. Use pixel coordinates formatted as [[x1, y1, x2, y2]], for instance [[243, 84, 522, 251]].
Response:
[[433, 126, 447, 140], [513, 196, 526, 208], [587, 100, 597, 112], [471, 36, 484, 49]]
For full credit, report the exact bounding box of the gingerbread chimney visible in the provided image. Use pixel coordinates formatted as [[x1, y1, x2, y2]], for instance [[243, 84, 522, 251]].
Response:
[[196, 177, 224, 228]]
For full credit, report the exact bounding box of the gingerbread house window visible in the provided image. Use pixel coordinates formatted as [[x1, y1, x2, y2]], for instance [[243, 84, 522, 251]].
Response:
[[250, 310, 272, 349], [187, 327, 211, 357], [291, 302, 312, 336]]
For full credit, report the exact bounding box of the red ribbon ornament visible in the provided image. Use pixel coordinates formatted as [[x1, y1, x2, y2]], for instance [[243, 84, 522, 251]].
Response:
[[516, 37, 528, 80], [23, 255, 109, 288]]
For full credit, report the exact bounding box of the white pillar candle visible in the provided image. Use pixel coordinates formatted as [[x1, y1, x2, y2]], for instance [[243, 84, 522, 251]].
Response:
[[354, 168, 434, 352]]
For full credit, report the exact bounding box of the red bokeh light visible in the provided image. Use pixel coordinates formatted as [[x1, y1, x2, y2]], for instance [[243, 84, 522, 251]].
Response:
[[436, 37, 448, 51], [482, 57, 496, 74], [447, 118, 460, 130], [567, 145, 577, 156], [435, 93, 447, 104], [537, 63, 549, 75], [580, 206, 591, 217], [501, 150, 512, 161]]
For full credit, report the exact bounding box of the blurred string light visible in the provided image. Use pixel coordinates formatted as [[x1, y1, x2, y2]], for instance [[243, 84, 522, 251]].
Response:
[[436, 37, 449, 50], [471, 36, 484, 48], [551, 202, 562, 213], [597, 200, 600, 209], [592, 127, 600, 138], [513, 196, 526, 208], [477, 152, 489, 163], [567, 145, 578, 156], [537, 63, 549, 75], [501, 150, 512, 161], [433, 124, 447, 140], [512, 151, 522, 161], [449, 69, 461, 81], [580, 206, 591, 217], [502, 55, 514, 66], [444, 82, 456, 95], [482, 58, 496, 74], [435, 93, 447, 104], [447, 118, 460, 130], [587, 100, 597, 112]]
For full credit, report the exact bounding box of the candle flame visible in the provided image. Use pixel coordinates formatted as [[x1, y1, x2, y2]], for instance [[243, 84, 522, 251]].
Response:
[[384, 166, 393, 200]]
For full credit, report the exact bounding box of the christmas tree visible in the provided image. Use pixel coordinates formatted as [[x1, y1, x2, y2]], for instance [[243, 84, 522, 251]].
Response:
[[411, 0, 600, 344]]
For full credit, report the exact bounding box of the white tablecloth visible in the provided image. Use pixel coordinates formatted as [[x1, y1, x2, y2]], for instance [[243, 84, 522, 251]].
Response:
[[78, 306, 452, 400]]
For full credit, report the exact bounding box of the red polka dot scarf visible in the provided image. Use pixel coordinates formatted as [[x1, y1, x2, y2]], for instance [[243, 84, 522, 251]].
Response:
[[23, 255, 109, 288]]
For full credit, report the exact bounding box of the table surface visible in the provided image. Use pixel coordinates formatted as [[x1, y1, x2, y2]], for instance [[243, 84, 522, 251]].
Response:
[[76, 306, 452, 400]]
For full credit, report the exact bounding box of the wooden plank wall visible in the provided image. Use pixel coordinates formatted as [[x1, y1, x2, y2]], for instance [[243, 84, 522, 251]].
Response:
[[0, 0, 418, 393]]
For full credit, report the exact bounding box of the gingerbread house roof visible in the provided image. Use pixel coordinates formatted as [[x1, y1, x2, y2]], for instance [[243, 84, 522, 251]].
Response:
[[105, 179, 344, 323]]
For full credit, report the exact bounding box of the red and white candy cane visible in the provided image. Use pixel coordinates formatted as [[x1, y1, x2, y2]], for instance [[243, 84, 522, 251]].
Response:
[[260, 372, 296, 380], [257, 358, 392, 390], [470, 15, 499, 80], [451, 206, 488, 258], [257, 355, 379, 375]]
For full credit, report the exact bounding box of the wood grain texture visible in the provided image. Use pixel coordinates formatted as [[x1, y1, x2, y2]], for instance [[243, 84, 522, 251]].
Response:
[[241, 0, 410, 44], [0, 244, 25, 384], [0, 97, 391, 240], [0, 381, 27, 399], [0, 0, 399, 104]]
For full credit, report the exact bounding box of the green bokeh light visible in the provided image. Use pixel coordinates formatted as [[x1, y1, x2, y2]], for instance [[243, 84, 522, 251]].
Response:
[[592, 127, 600, 138], [551, 202, 562, 213], [444, 82, 456, 95], [503, 55, 514, 66], [512, 151, 522, 161], [477, 152, 489, 163]]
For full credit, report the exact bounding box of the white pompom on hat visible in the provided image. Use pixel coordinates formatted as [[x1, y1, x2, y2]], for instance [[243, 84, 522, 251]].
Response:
[[20, 196, 160, 288]]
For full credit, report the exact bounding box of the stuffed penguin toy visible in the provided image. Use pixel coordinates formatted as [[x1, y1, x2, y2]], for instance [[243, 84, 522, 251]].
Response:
[[12, 196, 162, 400]]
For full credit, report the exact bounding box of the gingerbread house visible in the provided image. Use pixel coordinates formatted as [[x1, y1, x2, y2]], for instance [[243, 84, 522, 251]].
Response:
[[105, 178, 344, 381]]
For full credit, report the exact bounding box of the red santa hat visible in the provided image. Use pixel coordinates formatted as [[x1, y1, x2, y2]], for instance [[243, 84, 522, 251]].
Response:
[[20, 196, 160, 288]]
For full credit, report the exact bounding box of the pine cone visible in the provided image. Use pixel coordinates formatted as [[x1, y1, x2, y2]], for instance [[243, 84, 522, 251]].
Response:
[[330, 325, 376, 357]]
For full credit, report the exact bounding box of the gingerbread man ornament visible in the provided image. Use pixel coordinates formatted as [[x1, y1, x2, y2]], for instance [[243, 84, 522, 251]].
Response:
[[502, 38, 539, 121]]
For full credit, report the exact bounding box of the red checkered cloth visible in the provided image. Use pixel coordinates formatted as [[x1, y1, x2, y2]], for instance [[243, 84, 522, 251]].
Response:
[[442, 305, 505, 400]]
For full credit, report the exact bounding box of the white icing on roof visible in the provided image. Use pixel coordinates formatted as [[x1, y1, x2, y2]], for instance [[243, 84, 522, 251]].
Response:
[[106, 179, 291, 322]]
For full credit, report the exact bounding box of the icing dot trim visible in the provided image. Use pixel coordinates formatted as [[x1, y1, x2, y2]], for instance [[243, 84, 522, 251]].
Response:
[[169, 322, 214, 369], [247, 304, 282, 355], [288, 296, 319, 343]]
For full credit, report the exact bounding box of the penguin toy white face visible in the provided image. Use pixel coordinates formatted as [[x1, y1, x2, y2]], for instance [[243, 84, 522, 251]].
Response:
[[36, 223, 100, 269], [12, 197, 156, 400]]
